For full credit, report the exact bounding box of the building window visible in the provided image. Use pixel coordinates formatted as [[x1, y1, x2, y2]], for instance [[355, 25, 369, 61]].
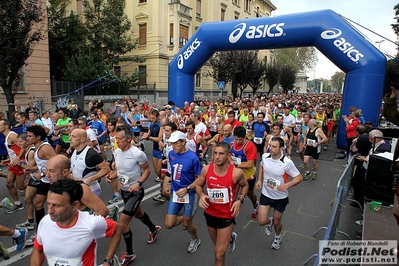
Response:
[[139, 23, 147, 45], [256, 6, 260, 17], [233, 0, 238, 4], [170, 23, 174, 45], [195, 72, 201, 88], [221, 9, 225, 21], [196, 0, 201, 17], [179, 24, 189, 46], [77, 0, 82, 14], [139, 0, 147, 3], [244, 0, 250, 12], [138, 66, 147, 86], [114, 66, 121, 78]]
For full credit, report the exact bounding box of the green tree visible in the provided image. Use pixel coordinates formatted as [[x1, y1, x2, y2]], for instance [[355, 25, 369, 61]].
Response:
[[275, 47, 318, 73], [391, 4, 399, 42], [279, 65, 296, 94], [331, 71, 345, 93], [264, 64, 280, 95], [232, 50, 259, 98], [206, 51, 235, 85], [0, 0, 44, 114], [247, 54, 266, 96], [48, 0, 142, 83], [48, 1, 87, 80]]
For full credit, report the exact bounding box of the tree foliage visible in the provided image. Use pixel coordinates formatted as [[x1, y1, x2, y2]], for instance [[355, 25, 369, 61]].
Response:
[[0, 0, 44, 113], [48, 1, 87, 80], [48, 0, 142, 83], [264, 64, 280, 95], [331, 71, 345, 92], [206, 52, 235, 84], [392, 4, 399, 39], [233, 51, 262, 98], [206, 50, 265, 98], [247, 55, 266, 95], [274, 47, 318, 73], [279, 65, 297, 93]]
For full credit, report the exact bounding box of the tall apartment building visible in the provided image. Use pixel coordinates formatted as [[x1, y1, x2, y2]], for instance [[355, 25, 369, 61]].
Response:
[[67, 0, 277, 104]]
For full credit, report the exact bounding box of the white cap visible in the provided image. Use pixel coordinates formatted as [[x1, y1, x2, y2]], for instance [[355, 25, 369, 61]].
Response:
[[168, 131, 186, 143]]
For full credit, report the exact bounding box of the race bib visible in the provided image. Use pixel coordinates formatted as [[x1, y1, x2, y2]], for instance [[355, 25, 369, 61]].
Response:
[[118, 174, 130, 187], [211, 125, 217, 131], [307, 139, 316, 146], [47, 256, 81, 266], [231, 156, 241, 165], [265, 176, 281, 191], [172, 191, 189, 203], [254, 137, 263, 144], [207, 188, 229, 204]]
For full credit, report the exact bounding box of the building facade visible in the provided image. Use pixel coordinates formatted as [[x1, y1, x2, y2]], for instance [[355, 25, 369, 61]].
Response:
[[66, 0, 277, 105]]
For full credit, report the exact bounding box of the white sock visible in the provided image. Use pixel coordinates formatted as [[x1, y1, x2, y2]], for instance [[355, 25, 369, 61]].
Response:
[[12, 230, 21, 238]]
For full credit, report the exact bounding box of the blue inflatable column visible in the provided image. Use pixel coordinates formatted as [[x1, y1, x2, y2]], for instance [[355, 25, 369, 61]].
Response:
[[337, 71, 385, 148], [168, 70, 195, 106]]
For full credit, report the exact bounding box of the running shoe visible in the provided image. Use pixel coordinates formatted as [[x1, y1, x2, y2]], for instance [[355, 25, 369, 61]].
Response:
[[147, 225, 161, 244], [13, 228, 27, 251], [152, 193, 165, 203], [271, 236, 281, 250], [227, 232, 237, 253], [16, 220, 36, 230], [187, 237, 201, 253], [304, 172, 311, 180], [0, 240, 10, 260], [0, 197, 12, 209], [312, 173, 317, 180], [5, 203, 24, 214], [120, 251, 136, 266], [323, 146, 328, 151], [26, 233, 36, 247], [265, 217, 274, 236], [108, 195, 121, 204], [251, 201, 259, 218], [107, 206, 120, 222]]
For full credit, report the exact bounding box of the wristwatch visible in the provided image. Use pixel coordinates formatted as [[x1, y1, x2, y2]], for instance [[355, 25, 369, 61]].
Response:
[[238, 195, 245, 204], [186, 186, 192, 192], [137, 181, 143, 186], [103, 258, 114, 265]]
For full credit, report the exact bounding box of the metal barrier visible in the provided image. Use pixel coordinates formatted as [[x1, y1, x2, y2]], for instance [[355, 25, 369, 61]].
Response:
[[303, 157, 356, 265]]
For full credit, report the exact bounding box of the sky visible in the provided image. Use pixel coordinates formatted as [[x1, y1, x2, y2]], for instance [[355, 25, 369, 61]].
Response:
[[271, 0, 398, 80]]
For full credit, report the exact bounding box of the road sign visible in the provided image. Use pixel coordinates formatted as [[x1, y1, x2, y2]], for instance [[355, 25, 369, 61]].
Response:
[[218, 81, 225, 90]]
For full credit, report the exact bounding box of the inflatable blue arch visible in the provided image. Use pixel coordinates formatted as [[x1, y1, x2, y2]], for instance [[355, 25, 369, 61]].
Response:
[[168, 9, 387, 148]]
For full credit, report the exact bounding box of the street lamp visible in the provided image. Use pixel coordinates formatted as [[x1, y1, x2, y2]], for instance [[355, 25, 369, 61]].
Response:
[[375, 40, 385, 49]]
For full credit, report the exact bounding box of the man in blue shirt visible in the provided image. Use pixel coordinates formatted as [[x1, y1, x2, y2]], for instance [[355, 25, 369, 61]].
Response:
[[89, 112, 107, 159]]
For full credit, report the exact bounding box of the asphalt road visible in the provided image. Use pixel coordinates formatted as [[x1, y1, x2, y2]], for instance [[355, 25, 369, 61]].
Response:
[[0, 141, 361, 266]]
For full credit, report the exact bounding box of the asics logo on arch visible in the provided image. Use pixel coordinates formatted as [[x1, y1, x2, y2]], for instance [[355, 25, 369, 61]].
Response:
[[321, 28, 364, 63], [177, 38, 201, 69], [229, 22, 285, 44]]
